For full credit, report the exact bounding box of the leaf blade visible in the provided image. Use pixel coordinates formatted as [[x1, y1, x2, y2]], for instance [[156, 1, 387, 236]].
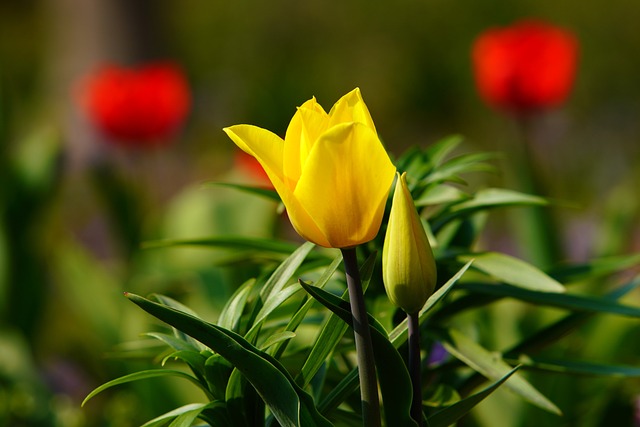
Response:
[[440, 329, 561, 415]]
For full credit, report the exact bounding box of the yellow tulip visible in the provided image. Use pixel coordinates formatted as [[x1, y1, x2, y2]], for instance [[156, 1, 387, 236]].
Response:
[[224, 88, 396, 248], [382, 172, 437, 314]]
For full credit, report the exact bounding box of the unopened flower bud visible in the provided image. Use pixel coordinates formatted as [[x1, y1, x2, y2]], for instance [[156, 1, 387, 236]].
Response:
[[382, 172, 437, 314]]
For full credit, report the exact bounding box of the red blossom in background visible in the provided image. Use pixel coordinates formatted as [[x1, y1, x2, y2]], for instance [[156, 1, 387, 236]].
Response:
[[80, 62, 191, 146], [472, 20, 579, 113]]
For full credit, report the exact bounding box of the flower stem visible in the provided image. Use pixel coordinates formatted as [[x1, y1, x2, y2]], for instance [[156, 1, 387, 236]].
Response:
[[512, 115, 561, 268], [341, 248, 381, 427], [408, 311, 423, 426]]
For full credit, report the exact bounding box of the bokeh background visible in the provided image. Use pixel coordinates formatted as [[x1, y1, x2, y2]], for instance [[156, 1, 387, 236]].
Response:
[[1, 1, 639, 426]]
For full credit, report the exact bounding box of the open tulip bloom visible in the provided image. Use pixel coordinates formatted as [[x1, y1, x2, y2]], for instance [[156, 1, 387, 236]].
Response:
[[224, 88, 396, 249]]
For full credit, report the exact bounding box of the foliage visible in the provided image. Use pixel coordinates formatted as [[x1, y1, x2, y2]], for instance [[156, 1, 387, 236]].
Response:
[[83, 137, 640, 426]]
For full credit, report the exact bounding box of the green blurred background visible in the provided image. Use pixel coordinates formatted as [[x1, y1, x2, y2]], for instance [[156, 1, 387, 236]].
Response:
[[1, 1, 639, 426]]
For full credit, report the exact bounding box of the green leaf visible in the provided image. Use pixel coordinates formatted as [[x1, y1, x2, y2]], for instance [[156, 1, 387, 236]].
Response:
[[82, 369, 213, 407], [126, 293, 332, 427], [151, 295, 207, 350], [440, 329, 560, 415], [423, 384, 461, 408], [513, 355, 640, 377], [295, 253, 376, 388], [389, 261, 472, 346], [245, 242, 315, 343], [459, 252, 565, 293], [449, 277, 640, 400], [549, 253, 640, 282], [328, 408, 365, 427], [145, 332, 201, 353], [218, 279, 255, 331], [397, 147, 431, 182], [414, 185, 469, 207], [141, 403, 224, 427], [270, 254, 343, 358], [142, 235, 302, 255], [260, 331, 296, 350], [503, 276, 640, 356], [428, 367, 520, 427], [458, 282, 640, 318], [450, 188, 547, 212], [204, 354, 233, 401], [161, 350, 207, 376], [424, 135, 465, 168], [169, 411, 201, 427], [431, 188, 546, 232], [424, 152, 496, 186], [318, 370, 359, 415], [299, 281, 417, 427], [316, 262, 472, 417], [225, 368, 255, 427], [205, 182, 281, 202], [254, 284, 302, 326], [259, 242, 315, 299]]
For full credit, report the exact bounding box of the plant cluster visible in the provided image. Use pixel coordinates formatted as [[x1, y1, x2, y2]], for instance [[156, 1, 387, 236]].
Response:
[[83, 129, 640, 425]]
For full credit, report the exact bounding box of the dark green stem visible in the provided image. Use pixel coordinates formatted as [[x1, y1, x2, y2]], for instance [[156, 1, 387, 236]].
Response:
[[341, 248, 381, 427], [408, 311, 423, 426], [511, 115, 562, 268]]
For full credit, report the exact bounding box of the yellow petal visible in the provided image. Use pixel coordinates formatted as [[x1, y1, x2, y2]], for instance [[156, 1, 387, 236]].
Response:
[[327, 88, 376, 133], [294, 122, 395, 248], [282, 194, 333, 248], [224, 124, 331, 246], [382, 172, 437, 313], [223, 125, 287, 193], [283, 98, 328, 188]]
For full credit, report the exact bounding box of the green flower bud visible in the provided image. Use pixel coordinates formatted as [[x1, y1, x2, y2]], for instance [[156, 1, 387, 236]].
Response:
[[382, 172, 437, 314]]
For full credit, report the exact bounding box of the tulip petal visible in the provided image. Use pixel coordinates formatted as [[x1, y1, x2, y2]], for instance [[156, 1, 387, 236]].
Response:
[[294, 122, 395, 248], [224, 125, 332, 248], [283, 98, 328, 188], [327, 88, 376, 133], [283, 197, 333, 248], [223, 125, 287, 191]]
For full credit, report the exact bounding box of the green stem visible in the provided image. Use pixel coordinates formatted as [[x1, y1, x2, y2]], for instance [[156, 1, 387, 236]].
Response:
[[341, 248, 381, 427], [408, 311, 423, 426], [511, 115, 562, 268]]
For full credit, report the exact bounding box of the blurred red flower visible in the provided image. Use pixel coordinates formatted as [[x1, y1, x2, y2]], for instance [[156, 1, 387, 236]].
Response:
[[472, 20, 578, 113], [80, 62, 191, 146]]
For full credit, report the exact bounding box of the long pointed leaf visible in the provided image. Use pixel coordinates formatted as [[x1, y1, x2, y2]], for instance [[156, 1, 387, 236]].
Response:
[[126, 293, 332, 427], [549, 253, 640, 282], [82, 369, 213, 406], [296, 253, 376, 388], [141, 403, 224, 427], [270, 254, 343, 358], [143, 235, 304, 256], [245, 242, 315, 343], [440, 329, 561, 415], [218, 279, 255, 331], [459, 252, 564, 293], [428, 367, 520, 427], [458, 282, 640, 317], [513, 355, 640, 377]]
